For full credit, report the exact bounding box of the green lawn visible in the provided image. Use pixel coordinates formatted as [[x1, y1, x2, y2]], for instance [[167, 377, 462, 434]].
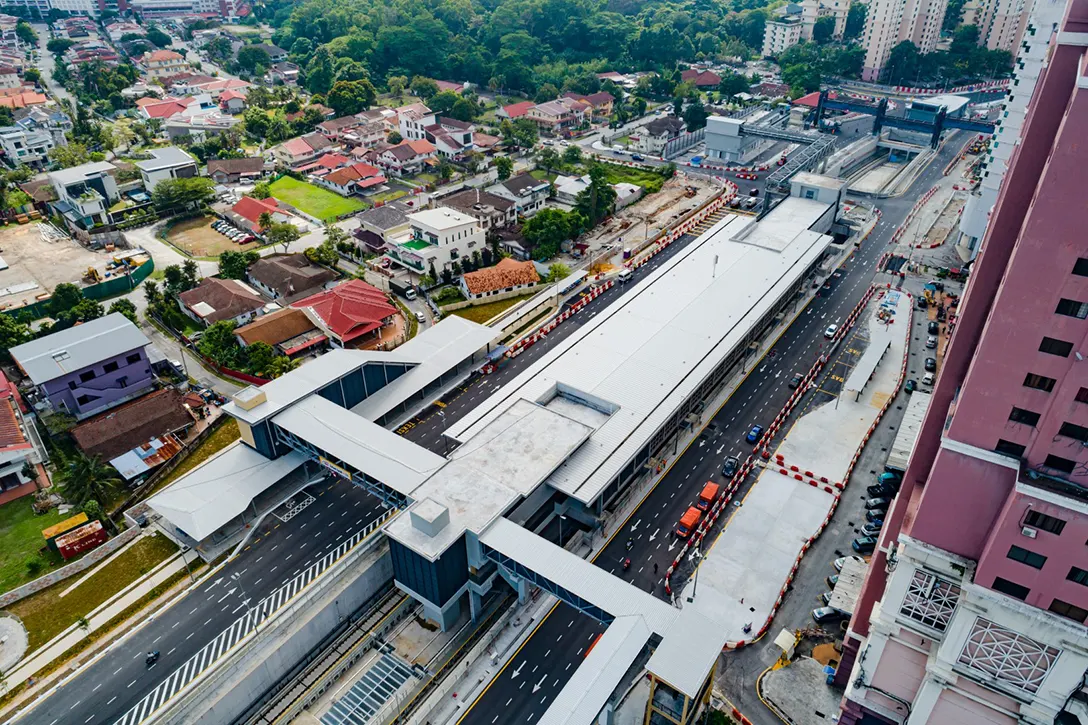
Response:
[[0, 499, 68, 595], [599, 162, 668, 194], [268, 176, 366, 222], [530, 169, 558, 182], [449, 293, 538, 325], [10, 534, 179, 650]]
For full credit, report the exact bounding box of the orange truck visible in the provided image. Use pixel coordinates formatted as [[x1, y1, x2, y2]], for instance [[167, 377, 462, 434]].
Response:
[[698, 482, 720, 511], [676, 506, 702, 537]]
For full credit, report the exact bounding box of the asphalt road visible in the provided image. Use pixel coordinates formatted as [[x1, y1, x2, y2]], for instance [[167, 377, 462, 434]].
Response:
[[21, 480, 385, 725], [455, 134, 966, 725]]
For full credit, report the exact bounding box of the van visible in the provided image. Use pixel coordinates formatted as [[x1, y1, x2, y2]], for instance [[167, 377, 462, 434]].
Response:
[[676, 506, 702, 537], [698, 482, 720, 511], [617, 268, 633, 283]]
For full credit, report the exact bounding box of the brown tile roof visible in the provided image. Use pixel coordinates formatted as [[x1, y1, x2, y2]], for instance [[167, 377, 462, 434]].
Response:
[[0, 396, 30, 452], [178, 277, 266, 323], [234, 307, 318, 347], [247, 254, 337, 299], [461, 257, 540, 296], [207, 156, 264, 176], [70, 389, 195, 461], [439, 188, 514, 216]]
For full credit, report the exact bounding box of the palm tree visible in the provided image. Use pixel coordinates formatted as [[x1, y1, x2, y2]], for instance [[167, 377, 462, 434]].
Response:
[[55, 451, 121, 508], [258, 211, 274, 232]]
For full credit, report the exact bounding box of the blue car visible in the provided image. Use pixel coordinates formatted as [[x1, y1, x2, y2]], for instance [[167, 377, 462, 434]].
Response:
[[746, 425, 764, 444]]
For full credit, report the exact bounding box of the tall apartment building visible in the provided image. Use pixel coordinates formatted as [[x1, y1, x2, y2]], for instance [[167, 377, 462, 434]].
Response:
[[968, 0, 1036, 50], [861, 0, 950, 80], [837, 1, 1088, 723], [958, 0, 1066, 257], [763, 17, 805, 57]]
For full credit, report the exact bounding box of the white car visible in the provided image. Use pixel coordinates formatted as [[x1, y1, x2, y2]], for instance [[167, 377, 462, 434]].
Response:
[[824, 324, 838, 339]]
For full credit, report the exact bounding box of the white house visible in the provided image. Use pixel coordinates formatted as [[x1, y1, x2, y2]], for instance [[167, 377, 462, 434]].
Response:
[[134, 147, 199, 192], [488, 172, 551, 217], [392, 207, 484, 274]]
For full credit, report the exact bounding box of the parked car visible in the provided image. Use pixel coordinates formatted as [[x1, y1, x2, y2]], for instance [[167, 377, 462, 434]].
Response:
[[722, 456, 739, 478], [926, 336, 937, 349], [826, 574, 839, 588], [862, 521, 884, 537], [824, 324, 838, 338], [865, 508, 886, 522], [923, 372, 935, 385], [746, 425, 764, 444], [928, 321, 939, 335], [821, 591, 834, 605], [924, 357, 937, 372], [414, 310, 426, 324], [852, 536, 878, 554], [812, 606, 848, 625], [865, 497, 890, 510], [867, 483, 895, 498], [788, 373, 803, 389], [834, 555, 865, 571], [904, 379, 917, 394]]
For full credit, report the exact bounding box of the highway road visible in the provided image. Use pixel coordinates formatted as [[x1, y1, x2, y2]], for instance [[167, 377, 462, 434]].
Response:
[[455, 135, 966, 725], [21, 481, 385, 725]]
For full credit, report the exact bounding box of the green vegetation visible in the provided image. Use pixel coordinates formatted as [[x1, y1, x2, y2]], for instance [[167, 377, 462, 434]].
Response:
[[9, 534, 179, 650], [151, 419, 241, 496], [449, 292, 538, 325], [433, 286, 468, 306], [268, 176, 366, 222], [0, 500, 68, 595], [370, 188, 409, 205], [598, 162, 671, 194]]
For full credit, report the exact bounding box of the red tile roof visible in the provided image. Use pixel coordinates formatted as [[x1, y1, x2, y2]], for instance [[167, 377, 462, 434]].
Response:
[[142, 101, 187, 119], [461, 257, 540, 296], [792, 90, 836, 108], [681, 69, 721, 87], [0, 396, 30, 452], [232, 196, 281, 231], [144, 49, 185, 63], [290, 279, 397, 345], [501, 101, 535, 118]]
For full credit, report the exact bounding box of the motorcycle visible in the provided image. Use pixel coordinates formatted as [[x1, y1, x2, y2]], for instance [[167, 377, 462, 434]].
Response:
[[146, 651, 160, 667], [623, 558, 631, 571]]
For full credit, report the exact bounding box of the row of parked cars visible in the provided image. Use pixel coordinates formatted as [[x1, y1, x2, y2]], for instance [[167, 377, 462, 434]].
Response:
[[212, 219, 256, 245]]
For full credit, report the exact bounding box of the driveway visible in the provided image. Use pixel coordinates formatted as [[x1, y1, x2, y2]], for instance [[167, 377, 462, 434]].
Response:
[[33, 25, 72, 105]]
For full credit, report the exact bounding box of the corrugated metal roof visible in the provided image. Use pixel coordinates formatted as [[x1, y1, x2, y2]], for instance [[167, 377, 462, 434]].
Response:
[[537, 615, 652, 725], [887, 391, 931, 472], [645, 608, 728, 698], [828, 556, 867, 614], [448, 198, 834, 506], [273, 395, 445, 495], [11, 313, 151, 385]]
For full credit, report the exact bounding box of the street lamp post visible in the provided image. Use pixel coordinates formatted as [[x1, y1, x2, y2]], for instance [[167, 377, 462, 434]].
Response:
[[231, 571, 261, 633], [438, 410, 449, 456], [558, 514, 566, 547], [687, 549, 703, 603]]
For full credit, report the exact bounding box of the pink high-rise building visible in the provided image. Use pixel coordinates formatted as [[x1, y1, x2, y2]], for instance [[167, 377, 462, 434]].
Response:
[[837, 0, 1088, 722]]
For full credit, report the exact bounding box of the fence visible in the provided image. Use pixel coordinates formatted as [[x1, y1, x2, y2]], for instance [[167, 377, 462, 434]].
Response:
[[1, 255, 156, 322]]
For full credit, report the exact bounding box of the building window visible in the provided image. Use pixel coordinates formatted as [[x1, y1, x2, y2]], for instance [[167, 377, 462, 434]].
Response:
[[1076, 387, 1088, 404], [1043, 454, 1076, 474], [1008, 407, 1040, 426], [899, 570, 960, 632], [1039, 337, 1074, 357], [1073, 257, 1088, 277], [1023, 373, 1057, 392], [1024, 510, 1066, 534], [126, 353, 142, 365], [957, 617, 1059, 693], [78, 370, 96, 383], [103, 361, 119, 373], [991, 576, 1030, 600], [1007, 545, 1047, 569], [75, 394, 99, 406], [1049, 599, 1088, 623], [1055, 298, 1088, 319], [68, 381, 76, 390], [995, 439, 1026, 458], [1068, 567, 1088, 586]]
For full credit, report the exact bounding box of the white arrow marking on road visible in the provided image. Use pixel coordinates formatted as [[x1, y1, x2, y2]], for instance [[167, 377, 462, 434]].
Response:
[[648, 528, 659, 542], [698, 439, 705, 447], [716, 444, 724, 454], [631, 519, 641, 531], [668, 540, 677, 552], [533, 675, 547, 693], [217, 587, 236, 603], [207, 577, 223, 591], [511, 661, 525, 679]]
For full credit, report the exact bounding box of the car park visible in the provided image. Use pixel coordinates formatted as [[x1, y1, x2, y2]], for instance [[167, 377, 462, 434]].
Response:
[[928, 321, 939, 335], [824, 324, 838, 338], [924, 357, 937, 372], [926, 336, 937, 349], [866, 508, 886, 522], [746, 425, 764, 443], [904, 379, 916, 394], [788, 373, 803, 389], [833, 555, 864, 571], [852, 536, 877, 553], [865, 497, 890, 510], [811, 606, 848, 624], [862, 521, 883, 537], [722, 456, 739, 478]]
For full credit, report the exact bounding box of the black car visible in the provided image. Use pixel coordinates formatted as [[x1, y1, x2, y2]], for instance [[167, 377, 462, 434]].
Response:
[[826, 574, 839, 588], [852, 536, 877, 554], [928, 321, 939, 335], [924, 357, 937, 372], [866, 508, 887, 522], [788, 373, 803, 389], [865, 497, 890, 510], [722, 456, 739, 478], [867, 483, 895, 498]]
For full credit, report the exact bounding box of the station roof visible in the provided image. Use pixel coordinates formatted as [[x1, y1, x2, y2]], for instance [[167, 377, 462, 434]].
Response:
[[147, 442, 305, 541], [645, 608, 729, 698], [447, 197, 834, 507], [887, 390, 931, 472]]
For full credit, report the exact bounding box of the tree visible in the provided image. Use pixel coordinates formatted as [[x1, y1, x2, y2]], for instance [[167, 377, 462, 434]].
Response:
[[387, 75, 408, 96], [237, 45, 272, 74], [258, 211, 274, 231], [943, 0, 966, 32], [219, 249, 260, 279], [428, 90, 461, 116], [327, 78, 378, 116], [47, 38, 75, 54], [511, 118, 538, 148], [574, 165, 616, 227], [535, 83, 560, 102], [206, 37, 233, 62], [249, 181, 272, 200], [683, 100, 709, 132], [198, 320, 242, 368], [48, 283, 85, 318], [108, 298, 137, 323], [522, 208, 573, 259], [718, 71, 750, 98], [304, 239, 339, 267], [143, 280, 161, 307], [15, 21, 36, 45], [536, 147, 560, 172], [563, 144, 583, 166], [305, 47, 336, 95], [23, 68, 41, 85], [845, 2, 868, 40], [81, 499, 116, 534], [545, 263, 570, 282], [672, 96, 684, 116], [387, 130, 403, 144], [146, 26, 172, 48], [884, 41, 922, 85], [410, 76, 440, 99], [265, 222, 301, 253], [55, 451, 121, 509], [494, 155, 513, 180], [152, 177, 216, 210], [49, 143, 92, 169], [0, 314, 31, 362], [264, 355, 300, 379], [450, 97, 481, 122], [813, 16, 836, 43], [243, 107, 270, 138], [242, 341, 276, 375]]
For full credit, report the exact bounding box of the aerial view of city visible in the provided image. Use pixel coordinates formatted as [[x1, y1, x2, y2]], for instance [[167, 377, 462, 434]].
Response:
[[0, 0, 1083, 722]]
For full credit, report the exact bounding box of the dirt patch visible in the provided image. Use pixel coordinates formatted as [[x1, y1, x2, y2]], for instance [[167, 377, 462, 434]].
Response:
[[0, 224, 108, 313], [165, 215, 258, 258]]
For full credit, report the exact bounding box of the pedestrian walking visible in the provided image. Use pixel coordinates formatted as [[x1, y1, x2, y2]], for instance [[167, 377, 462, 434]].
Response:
[[653, 562, 659, 575]]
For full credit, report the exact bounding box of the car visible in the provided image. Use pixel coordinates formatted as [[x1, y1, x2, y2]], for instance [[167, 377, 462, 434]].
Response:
[[821, 591, 834, 605], [924, 357, 937, 372], [631, 154, 645, 161], [905, 379, 917, 394], [862, 521, 884, 537], [926, 336, 937, 349], [922, 372, 935, 385], [722, 456, 739, 478], [852, 536, 878, 553], [867, 483, 895, 497], [743, 197, 758, 209], [826, 574, 839, 588], [239, 235, 255, 244], [749, 188, 760, 196], [865, 497, 890, 510], [788, 373, 803, 390], [824, 324, 838, 339], [212, 220, 225, 230], [866, 508, 886, 522], [833, 555, 864, 571], [414, 310, 426, 324], [746, 425, 764, 444], [928, 321, 939, 335], [811, 606, 848, 624]]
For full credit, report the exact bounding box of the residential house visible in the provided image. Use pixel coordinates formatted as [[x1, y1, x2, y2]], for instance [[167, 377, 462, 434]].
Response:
[[70, 388, 196, 469], [48, 161, 121, 229], [377, 139, 438, 177], [352, 202, 411, 255], [635, 116, 686, 155], [272, 133, 337, 170], [0, 124, 54, 167], [234, 307, 325, 358], [0, 64, 18, 89], [206, 156, 265, 184], [219, 89, 246, 114], [498, 101, 535, 120], [290, 279, 397, 349], [0, 371, 49, 505], [134, 146, 199, 192], [317, 115, 363, 141], [435, 188, 516, 230], [681, 68, 722, 88], [250, 43, 287, 62], [526, 97, 588, 136], [229, 196, 293, 234], [341, 120, 388, 150], [473, 132, 501, 152], [488, 172, 551, 217], [246, 253, 337, 301], [391, 207, 484, 273], [121, 82, 164, 101], [397, 102, 434, 141], [163, 73, 218, 93], [178, 277, 270, 327], [613, 182, 642, 209], [104, 21, 145, 42], [0, 89, 47, 110], [139, 49, 189, 79], [9, 313, 156, 421], [297, 152, 350, 177], [435, 80, 468, 94], [314, 162, 386, 197], [266, 62, 300, 86], [165, 112, 242, 142], [459, 257, 540, 300], [16, 107, 73, 148], [425, 117, 475, 159], [750, 81, 791, 98], [562, 91, 615, 119]]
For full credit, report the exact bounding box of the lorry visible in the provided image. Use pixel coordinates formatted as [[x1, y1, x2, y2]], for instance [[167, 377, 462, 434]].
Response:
[[697, 482, 720, 511], [676, 506, 702, 537], [389, 279, 417, 301]]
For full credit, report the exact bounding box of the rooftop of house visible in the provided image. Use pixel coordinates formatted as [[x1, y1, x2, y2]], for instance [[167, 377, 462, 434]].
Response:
[[207, 156, 265, 175], [234, 307, 319, 347], [323, 162, 385, 188], [232, 196, 283, 230], [0, 395, 30, 453], [247, 253, 338, 299], [290, 279, 397, 344], [644, 116, 687, 136], [143, 49, 185, 63], [499, 172, 549, 197], [438, 188, 515, 217], [461, 257, 540, 296], [10, 313, 150, 385], [134, 146, 196, 172], [178, 277, 268, 324], [357, 202, 410, 231], [70, 388, 195, 461], [562, 91, 615, 106], [501, 101, 535, 118], [385, 139, 437, 161], [407, 207, 478, 231]]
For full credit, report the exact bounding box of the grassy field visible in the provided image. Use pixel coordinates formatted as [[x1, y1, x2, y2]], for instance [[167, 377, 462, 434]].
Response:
[[449, 293, 537, 325], [9, 533, 179, 650], [599, 162, 667, 194], [165, 214, 259, 257], [269, 176, 366, 222], [530, 169, 559, 182], [149, 418, 241, 497], [0, 500, 68, 595], [369, 188, 408, 205]]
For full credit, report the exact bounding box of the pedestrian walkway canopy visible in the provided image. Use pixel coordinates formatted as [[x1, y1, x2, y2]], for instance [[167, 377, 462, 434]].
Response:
[[886, 391, 931, 473]]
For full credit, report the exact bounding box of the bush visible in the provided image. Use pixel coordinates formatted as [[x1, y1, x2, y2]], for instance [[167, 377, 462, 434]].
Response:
[[25, 556, 44, 577], [432, 286, 466, 305]]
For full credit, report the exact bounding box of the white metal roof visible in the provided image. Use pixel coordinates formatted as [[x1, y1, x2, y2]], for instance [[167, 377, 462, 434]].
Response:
[[645, 608, 727, 698], [147, 441, 305, 541], [828, 556, 867, 614], [406, 207, 476, 230], [10, 313, 151, 385], [351, 316, 499, 422], [887, 391, 931, 472], [273, 395, 445, 495], [448, 198, 834, 506], [479, 517, 679, 635], [537, 615, 652, 725]]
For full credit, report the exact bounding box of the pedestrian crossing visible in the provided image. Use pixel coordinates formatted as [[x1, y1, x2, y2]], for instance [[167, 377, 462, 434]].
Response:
[[113, 511, 393, 725], [321, 653, 417, 725]]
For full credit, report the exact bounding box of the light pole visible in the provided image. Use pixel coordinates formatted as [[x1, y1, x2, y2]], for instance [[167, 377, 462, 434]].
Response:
[[687, 549, 703, 603], [231, 571, 260, 632], [438, 410, 449, 456], [558, 514, 567, 547]]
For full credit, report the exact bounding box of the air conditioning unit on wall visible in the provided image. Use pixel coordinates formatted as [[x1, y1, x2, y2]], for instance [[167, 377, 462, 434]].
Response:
[[1021, 526, 1038, 539]]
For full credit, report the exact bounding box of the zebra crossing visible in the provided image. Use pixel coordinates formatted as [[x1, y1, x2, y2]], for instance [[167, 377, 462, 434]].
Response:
[[113, 510, 393, 725], [321, 653, 417, 725]]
